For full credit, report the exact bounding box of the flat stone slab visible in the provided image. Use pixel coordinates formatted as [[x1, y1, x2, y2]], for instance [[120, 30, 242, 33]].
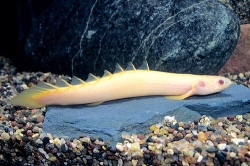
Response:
[[43, 84, 250, 146]]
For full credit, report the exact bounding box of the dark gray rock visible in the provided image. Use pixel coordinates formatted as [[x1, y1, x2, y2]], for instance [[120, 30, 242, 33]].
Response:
[[42, 84, 250, 146], [22, 0, 240, 79]]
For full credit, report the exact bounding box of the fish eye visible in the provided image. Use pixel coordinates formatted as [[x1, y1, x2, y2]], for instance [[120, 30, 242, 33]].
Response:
[[218, 79, 224, 85]]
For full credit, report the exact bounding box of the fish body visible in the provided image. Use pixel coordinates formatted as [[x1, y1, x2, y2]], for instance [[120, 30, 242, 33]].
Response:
[[9, 61, 232, 108]]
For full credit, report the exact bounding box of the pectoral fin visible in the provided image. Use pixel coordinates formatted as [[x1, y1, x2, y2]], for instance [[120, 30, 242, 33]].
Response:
[[86, 101, 104, 106], [165, 90, 193, 100]]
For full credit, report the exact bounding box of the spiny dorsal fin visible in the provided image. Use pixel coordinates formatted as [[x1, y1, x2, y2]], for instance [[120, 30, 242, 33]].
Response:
[[86, 73, 99, 82], [126, 62, 136, 71], [114, 64, 124, 73], [36, 81, 57, 90], [55, 77, 72, 87], [138, 61, 150, 70], [103, 70, 112, 78], [71, 76, 85, 85]]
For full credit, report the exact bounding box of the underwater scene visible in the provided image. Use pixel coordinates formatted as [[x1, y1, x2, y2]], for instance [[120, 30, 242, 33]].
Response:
[[0, 0, 250, 165]]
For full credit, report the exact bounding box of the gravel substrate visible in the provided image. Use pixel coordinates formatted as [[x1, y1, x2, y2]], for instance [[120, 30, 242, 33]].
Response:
[[0, 56, 250, 166]]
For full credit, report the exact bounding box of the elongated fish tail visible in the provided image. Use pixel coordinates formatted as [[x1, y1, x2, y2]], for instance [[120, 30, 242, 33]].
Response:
[[9, 82, 57, 108]]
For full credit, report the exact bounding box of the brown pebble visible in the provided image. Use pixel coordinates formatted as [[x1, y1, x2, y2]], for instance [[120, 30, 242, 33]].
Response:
[[139, 139, 146, 144], [185, 156, 192, 163], [190, 157, 197, 164], [183, 124, 191, 129], [226, 153, 231, 160], [213, 141, 218, 147], [236, 125, 243, 131], [32, 126, 40, 133], [238, 152, 245, 162], [184, 134, 192, 141], [11, 121, 17, 127], [245, 128, 250, 133], [227, 116, 234, 121], [31, 109, 37, 114], [94, 140, 104, 146], [0, 115, 4, 121], [79, 134, 87, 138], [234, 160, 241, 165], [137, 134, 145, 140], [26, 130, 33, 137], [207, 152, 215, 157], [20, 140, 26, 147], [245, 156, 250, 162], [168, 128, 174, 133], [154, 139, 161, 143], [17, 124, 24, 129], [176, 132, 183, 138], [181, 130, 186, 137], [36, 116, 44, 123], [205, 131, 213, 139]]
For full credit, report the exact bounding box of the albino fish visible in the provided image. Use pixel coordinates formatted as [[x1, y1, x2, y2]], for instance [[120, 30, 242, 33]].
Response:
[[9, 61, 232, 108]]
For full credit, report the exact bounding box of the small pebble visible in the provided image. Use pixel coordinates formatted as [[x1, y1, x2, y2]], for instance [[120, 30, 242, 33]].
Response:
[[206, 146, 218, 153], [1, 132, 10, 140]]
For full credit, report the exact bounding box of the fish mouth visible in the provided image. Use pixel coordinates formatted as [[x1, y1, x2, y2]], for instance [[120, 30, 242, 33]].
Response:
[[223, 78, 232, 88], [225, 78, 232, 85]]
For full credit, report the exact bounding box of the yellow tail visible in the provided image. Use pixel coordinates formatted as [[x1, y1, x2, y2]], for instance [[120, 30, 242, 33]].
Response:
[[9, 82, 57, 108]]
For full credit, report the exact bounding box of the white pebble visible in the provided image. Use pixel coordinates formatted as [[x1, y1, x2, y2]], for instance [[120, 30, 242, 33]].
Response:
[[60, 138, 66, 144], [164, 116, 175, 122], [21, 84, 28, 89], [230, 152, 236, 158], [236, 115, 243, 122], [197, 155, 203, 162], [191, 130, 198, 136], [156, 143, 163, 150], [1, 132, 10, 140], [38, 148, 49, 159], [71, 143, 77, 148], [217, 143, 226, 150], [206, 140, 214, 147], [167, 149, 174, 155], [116, 143, 124, 151], [231, 138, 245, 145]]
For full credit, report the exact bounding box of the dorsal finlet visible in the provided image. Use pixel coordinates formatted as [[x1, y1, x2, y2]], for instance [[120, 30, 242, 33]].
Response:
[[55, 77, 72, 87], [114, 64, 124, 73], [71, 76, 85, 85], [103, 70, 112, 78], [125, 62, 136, 71], [138, 61, 150, 70], [36, 81, 57, 90], [86, 73, 99, 82]]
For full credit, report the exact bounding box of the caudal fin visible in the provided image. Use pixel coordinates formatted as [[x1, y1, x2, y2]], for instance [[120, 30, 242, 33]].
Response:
[[9, 82, 57, 108]]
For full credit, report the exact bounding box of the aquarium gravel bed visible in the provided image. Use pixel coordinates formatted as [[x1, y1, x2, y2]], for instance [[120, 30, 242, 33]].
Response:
[[0, 56, 250, 166]]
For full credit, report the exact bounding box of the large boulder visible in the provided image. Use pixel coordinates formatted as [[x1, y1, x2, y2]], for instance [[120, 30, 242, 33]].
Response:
[[21, 0, 240, 79]]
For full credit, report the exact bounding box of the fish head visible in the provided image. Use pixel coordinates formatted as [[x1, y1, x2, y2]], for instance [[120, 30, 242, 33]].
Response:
[[193, 76, 232, 95]]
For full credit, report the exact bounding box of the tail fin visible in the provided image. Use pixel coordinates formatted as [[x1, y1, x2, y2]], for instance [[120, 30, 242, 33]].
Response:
[[9, 82, 57, 108]]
